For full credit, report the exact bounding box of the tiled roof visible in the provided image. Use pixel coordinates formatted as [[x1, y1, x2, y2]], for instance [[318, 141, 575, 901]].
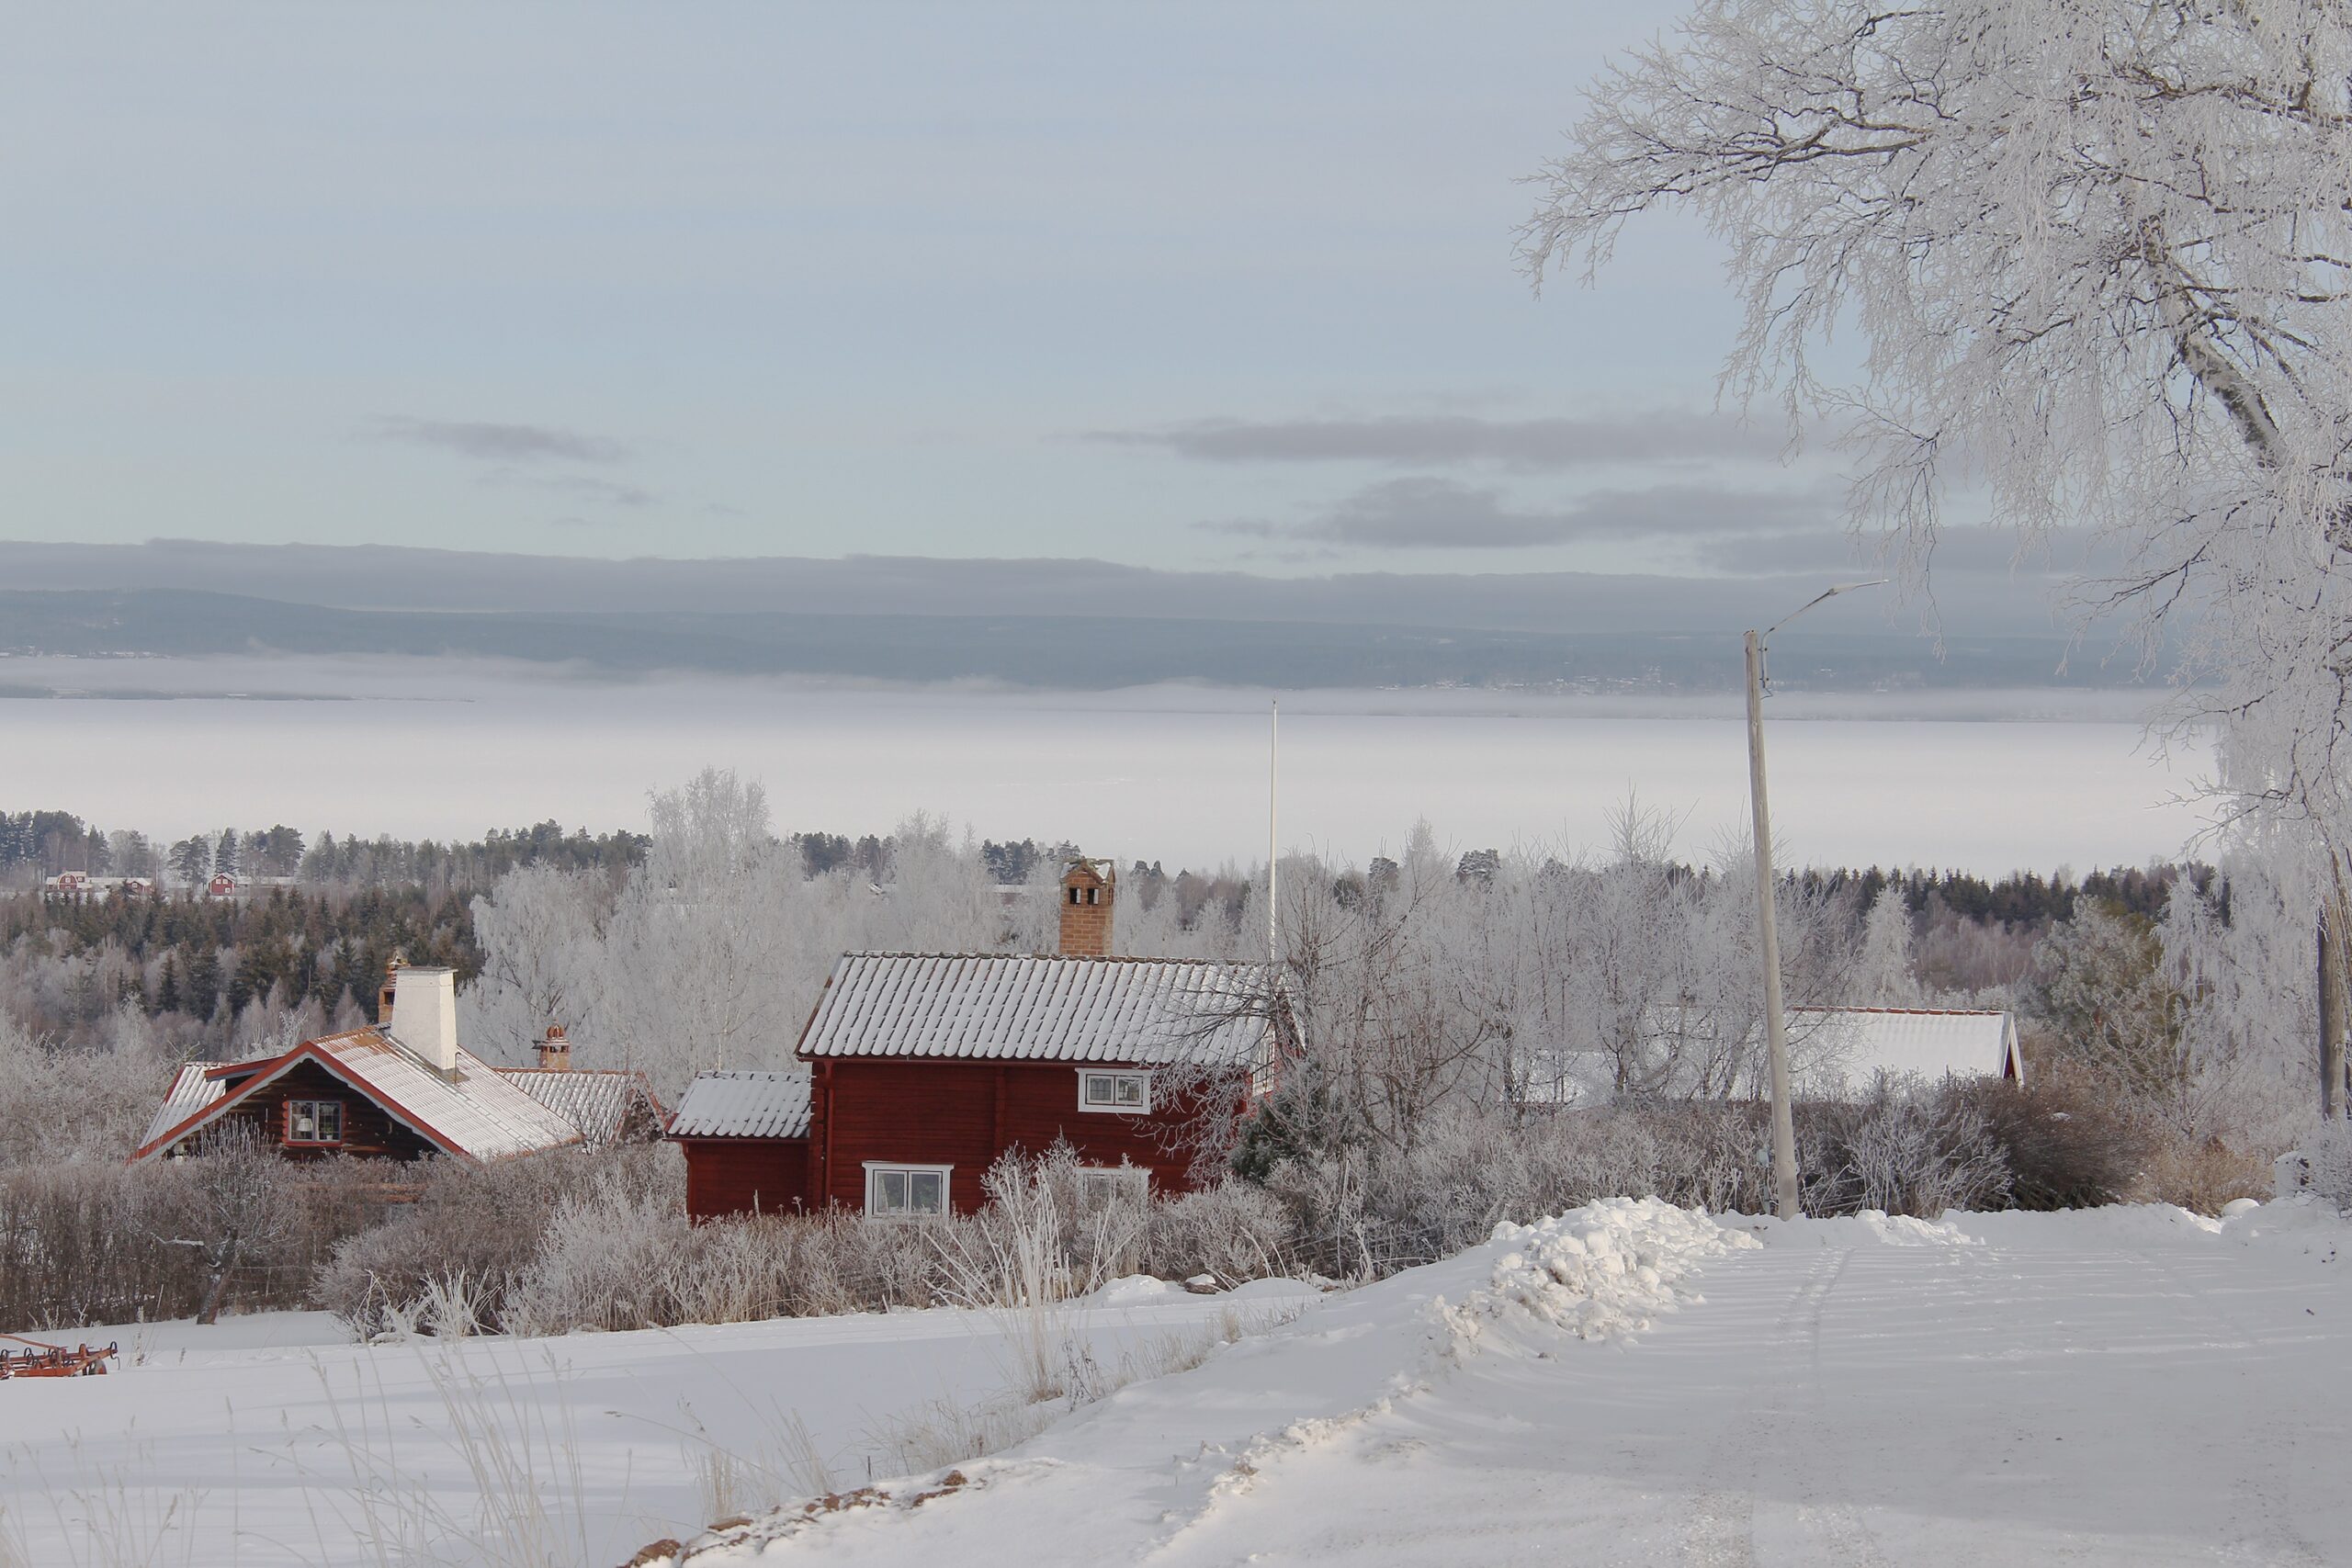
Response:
[[797, 953, 1275, 1066], [141, 1062, 228, 1151], [130, 1028, 585, 1164], [495, 1068, 665, 1150], [668, 1070, 813, 1139], [1791, 1007, 2023, 1089]]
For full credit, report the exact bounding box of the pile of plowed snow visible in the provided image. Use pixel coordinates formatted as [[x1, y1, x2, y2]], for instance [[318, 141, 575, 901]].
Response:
[[1437, 1196, 1758, 1355]]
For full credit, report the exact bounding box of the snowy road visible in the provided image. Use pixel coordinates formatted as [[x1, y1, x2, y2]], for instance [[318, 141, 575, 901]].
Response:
[[697, 1203, 2352, 1568]]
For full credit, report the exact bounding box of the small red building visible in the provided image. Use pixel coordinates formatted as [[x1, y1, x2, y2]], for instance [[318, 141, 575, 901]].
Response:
[[674, 860, 1284, 1221], [668, 1071, 814, 1217]]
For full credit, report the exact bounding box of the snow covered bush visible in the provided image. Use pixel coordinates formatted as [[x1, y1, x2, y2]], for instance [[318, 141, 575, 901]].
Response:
[[1802, 1079, 2008, 1218], [1143, 1179, 1300, 1286], [2302, 1121, 2352, 1213], [933, 1145, 1150, 1307], [315, 1145, 681, 1336], [0, 1151, 380, 1329]]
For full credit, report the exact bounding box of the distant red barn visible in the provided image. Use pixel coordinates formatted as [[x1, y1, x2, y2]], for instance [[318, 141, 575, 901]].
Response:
[[673, 860, 1286, 1221]]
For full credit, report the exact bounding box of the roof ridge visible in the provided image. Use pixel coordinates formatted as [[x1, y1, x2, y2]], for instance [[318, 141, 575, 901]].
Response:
[[1794, 1005, 2008, 1017], [839, 951, 1252, 966]]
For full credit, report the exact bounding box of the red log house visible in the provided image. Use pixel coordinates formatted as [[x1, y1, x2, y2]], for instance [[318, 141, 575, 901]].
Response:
[[674, 859, 1286, 1220], [129, 964, 664, 1166]]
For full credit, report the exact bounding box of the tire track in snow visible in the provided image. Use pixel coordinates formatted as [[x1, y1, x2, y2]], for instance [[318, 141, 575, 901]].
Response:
[[1676, 1247, 1840, 1568], [1681, 1244, 1897, 1568]]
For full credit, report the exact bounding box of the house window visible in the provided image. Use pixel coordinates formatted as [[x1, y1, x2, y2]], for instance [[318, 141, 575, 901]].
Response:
[[1079, 1167, 1148, 1207], [864, 1163, 951, 1218], [1078, 1069, 1150, 1113], [285, 1099, 344, 1145]]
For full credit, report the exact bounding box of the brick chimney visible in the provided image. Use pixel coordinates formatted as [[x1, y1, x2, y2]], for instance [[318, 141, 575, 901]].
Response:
[[377, 952, 406, 1026], [1058, 859, 1114, 957], [390, 965, 460, 1074], [535, 1024, 572, 1072]]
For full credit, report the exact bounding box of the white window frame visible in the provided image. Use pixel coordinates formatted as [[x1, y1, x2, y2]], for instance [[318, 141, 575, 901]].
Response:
[[1076, 1068, 1151, 1114], [1078, 1166, 1149, 1207], [285, 1098, 344, 1145], [863, 1162, 952, 1219]]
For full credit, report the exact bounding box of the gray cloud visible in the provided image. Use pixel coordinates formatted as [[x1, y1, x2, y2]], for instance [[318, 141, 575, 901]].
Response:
[[1207, 477, 1839, 551], [509, 472, 656, 510], [376, 416, 628, 465], [1089, 411, 1785, 469]]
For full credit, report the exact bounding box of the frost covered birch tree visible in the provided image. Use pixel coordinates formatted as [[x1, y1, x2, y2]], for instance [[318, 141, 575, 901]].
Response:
[[1525, 1, 2352, 1105]]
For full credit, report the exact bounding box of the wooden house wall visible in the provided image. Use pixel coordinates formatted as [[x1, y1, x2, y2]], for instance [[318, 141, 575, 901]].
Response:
[[808, 1058, 1228, 1214], [203, 1058, 438, 1163], [680, 1138, 812, 1221]]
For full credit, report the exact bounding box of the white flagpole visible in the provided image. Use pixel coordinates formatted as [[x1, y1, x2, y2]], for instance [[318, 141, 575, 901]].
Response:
[[1267, 697, 1280, 965]]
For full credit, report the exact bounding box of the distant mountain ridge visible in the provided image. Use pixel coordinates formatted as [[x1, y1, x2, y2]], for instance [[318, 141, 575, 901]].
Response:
[[0, 587, 2136, 692], [0, 537, 2083, 637]]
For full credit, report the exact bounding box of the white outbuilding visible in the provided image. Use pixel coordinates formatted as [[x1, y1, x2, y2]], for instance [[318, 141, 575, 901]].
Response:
[[1790, 1006, 2024, 1093]]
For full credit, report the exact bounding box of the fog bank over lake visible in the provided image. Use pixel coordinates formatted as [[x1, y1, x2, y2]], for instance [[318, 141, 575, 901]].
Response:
[[0, 657, 2211, 874]]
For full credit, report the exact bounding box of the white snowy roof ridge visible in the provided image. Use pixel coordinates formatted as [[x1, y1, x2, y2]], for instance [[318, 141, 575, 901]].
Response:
[[797, 952, 1276, 1067]]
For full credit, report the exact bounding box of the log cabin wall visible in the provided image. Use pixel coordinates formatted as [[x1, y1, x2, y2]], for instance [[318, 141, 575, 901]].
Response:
[[205, 1058, 439, 1163]]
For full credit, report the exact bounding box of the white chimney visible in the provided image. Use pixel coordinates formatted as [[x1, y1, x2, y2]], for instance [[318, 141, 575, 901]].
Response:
[[390, 965, 460, 1073]]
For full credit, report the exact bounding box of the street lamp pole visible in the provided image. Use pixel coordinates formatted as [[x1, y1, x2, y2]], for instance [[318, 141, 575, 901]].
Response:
[[1746, 580, 1886, 1220]]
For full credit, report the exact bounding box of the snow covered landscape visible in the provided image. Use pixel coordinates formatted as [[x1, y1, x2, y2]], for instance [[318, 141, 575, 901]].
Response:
[[16, 2, 2352, 1565], [9, 1198, 2348, 1566]]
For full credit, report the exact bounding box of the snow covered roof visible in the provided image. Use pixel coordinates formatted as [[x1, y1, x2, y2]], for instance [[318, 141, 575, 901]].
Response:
[[1792, 1007, 2024, 1089], [668, 1070, 813, 1139], [495, 1068, 665, 1150], [797, 953, 1275, 1066], [141, 1061, 228, 1149], [130, 1028, 585, 1163]]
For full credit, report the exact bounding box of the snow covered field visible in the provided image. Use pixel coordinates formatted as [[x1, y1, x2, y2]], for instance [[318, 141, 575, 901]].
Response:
[[680, 1200, 2352, 1568], [10, 1201, 2346, 1567], [0, 1282, 1317, 1567]]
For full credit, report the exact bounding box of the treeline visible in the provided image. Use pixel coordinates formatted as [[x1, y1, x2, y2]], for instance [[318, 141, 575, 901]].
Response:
[[0, 809, 650, 889], [0, 885, 480, 1033], [1797, 863, 2216, 929]]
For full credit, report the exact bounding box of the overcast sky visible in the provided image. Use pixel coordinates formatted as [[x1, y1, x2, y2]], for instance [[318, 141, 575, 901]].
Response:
[[1, 3, 2025, 610]]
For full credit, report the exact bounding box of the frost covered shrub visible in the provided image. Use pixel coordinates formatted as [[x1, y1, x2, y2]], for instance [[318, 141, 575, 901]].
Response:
[[0, 1161, 207, 1328], [1143, 1180, 1300, 1285], [2300, 1121, 2352, 1213], [0, 1009, 178, 1168], [315, 1145, 682, 1335], [933, 1145, 1152, 1306], [1947, 1076, 2147, 1211], [1799, 1079, 2008, 1218], [503, 1173, 694, 1335], [0, 1153, 382, 1329]]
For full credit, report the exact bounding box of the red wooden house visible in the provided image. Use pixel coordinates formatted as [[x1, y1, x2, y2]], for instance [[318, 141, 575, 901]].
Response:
[[674, 860, 1283, 1221]]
